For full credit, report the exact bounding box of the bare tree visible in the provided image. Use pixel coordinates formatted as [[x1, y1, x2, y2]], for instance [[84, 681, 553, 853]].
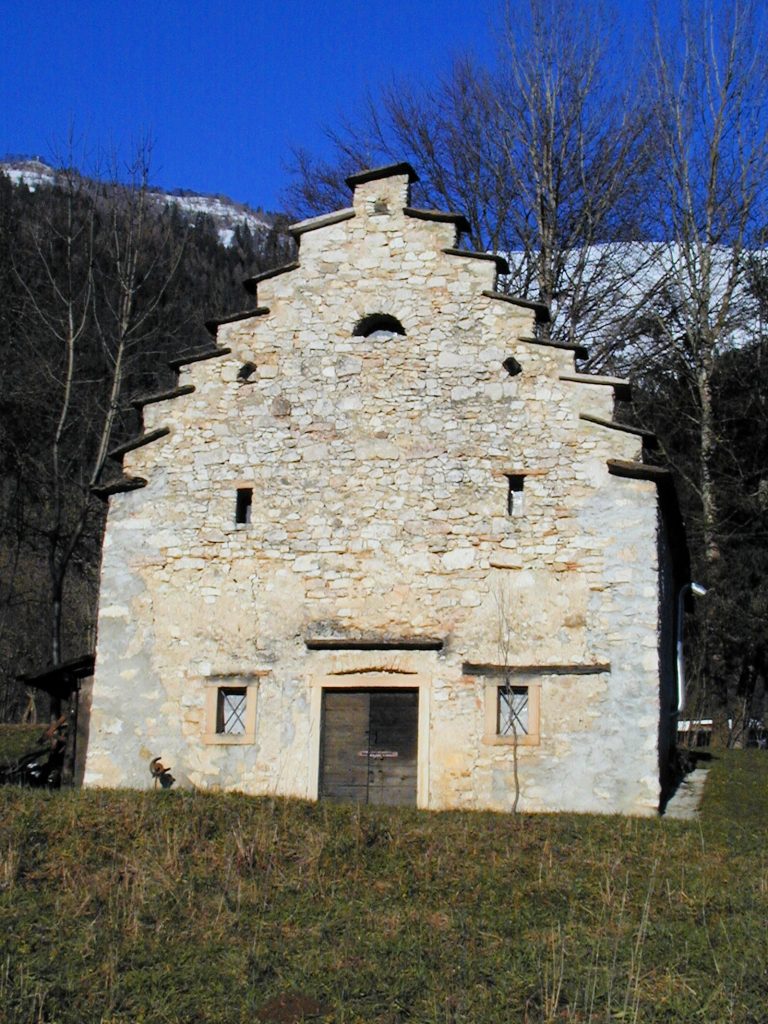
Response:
[[629, 0, 768, 728], [487, 0, 652, 354], [286, 56, 505, 252], [16, 162, 96, 667], [286, 0, 651, 359], [637, 1, 768, 559], [495, 585, 521, 813], [13, 143, 187, 670]]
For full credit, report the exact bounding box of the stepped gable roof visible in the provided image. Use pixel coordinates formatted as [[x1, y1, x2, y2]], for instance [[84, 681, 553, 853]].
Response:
[[242, 261, 300, 296]]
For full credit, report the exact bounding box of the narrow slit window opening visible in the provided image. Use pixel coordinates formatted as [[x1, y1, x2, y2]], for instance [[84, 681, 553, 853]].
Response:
[[237, 361, 257, 382], [498, 685, 530, 737], [507, 475, 525, 517], [235, 488, 252, 524], [216, 687, 247, 735]]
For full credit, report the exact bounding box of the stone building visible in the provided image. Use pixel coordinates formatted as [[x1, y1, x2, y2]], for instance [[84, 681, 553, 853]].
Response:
[[83, 163, 685, 815]]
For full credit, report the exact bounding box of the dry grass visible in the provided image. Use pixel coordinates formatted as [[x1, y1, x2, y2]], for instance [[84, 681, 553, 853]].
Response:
[[0, 751, 766, 1023]]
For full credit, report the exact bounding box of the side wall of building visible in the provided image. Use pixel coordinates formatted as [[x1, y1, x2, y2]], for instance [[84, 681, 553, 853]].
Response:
[[657, 501, 683, 803]]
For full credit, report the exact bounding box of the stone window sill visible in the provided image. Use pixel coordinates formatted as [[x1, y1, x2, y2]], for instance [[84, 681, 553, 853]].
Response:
[[202, 733, 256, 746], [482, 733, 540, 747]]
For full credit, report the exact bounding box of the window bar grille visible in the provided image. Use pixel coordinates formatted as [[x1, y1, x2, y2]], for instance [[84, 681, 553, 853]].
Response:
[[499, 687, 529, 736], [222, 691, 246, 734]]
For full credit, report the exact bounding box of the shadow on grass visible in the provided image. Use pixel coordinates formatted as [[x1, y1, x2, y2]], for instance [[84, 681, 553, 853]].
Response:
[[659, 747, 716, 815]]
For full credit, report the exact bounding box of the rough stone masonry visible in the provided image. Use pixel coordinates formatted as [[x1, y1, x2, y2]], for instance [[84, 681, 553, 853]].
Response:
[[84, 163, 679, 814]]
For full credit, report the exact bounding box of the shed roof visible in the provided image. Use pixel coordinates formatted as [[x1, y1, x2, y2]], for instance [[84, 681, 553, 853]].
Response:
[[19, 654, 95, 697]]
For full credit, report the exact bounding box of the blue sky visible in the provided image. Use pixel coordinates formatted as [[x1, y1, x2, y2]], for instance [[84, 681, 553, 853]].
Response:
[[1, 0, 500, 211]]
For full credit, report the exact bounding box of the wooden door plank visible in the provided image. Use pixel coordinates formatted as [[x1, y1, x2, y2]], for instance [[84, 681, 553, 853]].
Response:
[[320, 688, 419, 807]]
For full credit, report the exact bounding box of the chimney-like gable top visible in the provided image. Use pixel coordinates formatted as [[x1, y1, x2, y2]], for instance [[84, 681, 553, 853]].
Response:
[[344, 162, 419, 189]]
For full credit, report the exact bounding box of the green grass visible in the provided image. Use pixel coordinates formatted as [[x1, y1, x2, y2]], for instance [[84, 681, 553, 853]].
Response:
[[0, 724, 45, 765], [1, 752, 766, 1023]]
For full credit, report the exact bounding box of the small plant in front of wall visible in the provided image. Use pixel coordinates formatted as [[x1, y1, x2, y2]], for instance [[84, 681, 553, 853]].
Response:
[[149, 756, 175, 789], [495, 583, 521, 813]]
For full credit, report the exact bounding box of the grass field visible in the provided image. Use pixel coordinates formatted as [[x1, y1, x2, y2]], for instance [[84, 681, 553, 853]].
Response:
[[0, 746, 766, 1023]]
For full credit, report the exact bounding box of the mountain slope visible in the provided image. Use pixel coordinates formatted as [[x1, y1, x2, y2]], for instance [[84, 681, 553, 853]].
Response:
[[0, 157, 277, 246]]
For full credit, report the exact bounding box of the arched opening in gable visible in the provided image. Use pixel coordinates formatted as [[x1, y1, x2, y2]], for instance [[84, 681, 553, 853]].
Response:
[[352, 313, 406, 338]]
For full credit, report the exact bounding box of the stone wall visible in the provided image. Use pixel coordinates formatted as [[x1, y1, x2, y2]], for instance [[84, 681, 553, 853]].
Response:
[[85, 165, 664, 814]]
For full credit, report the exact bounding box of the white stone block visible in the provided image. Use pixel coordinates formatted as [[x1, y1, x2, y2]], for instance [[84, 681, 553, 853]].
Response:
[[442, 547, 476, 570]]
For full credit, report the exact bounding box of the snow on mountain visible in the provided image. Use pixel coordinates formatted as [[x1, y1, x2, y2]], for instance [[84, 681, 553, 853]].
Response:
[[503, 240, 761, 369], [0, 158, 275, 247], [1, 158, 57, 191], [153, 190, 273, 245]]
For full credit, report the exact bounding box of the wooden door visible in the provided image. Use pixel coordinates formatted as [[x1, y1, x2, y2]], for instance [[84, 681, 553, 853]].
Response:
[[319, 689, 419, 806]]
